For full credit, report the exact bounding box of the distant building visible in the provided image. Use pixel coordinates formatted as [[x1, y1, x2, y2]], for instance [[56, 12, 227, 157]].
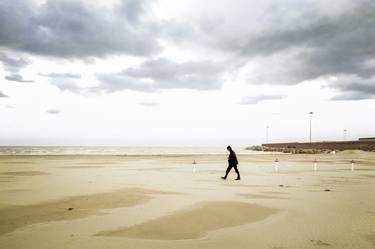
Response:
[[262, 137, 375, 151], [358, 137, 375, 141]]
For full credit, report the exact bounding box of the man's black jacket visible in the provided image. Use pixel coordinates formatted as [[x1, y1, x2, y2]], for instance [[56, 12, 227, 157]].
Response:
[[228, 151, 238, 166]]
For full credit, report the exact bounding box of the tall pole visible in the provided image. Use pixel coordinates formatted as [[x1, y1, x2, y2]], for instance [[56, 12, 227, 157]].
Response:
[[343, 129, 347, 141], [309, 112, 314, 143], [266, 125, 269, 144]]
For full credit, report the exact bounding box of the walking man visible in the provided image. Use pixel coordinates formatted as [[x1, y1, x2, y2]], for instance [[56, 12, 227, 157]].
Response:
[[221, 146, 240, 180]]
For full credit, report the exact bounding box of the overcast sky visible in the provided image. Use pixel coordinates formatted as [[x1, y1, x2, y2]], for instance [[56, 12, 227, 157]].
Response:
[[0, 0, 374, 146]]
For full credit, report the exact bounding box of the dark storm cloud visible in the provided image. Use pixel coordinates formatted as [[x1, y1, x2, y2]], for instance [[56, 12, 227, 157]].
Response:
[[331, 92, 374, 101], [242, 0, 375, 99], [0, 52, 32, 82], [0, 0, 161, 58], [214, 0, 375, 85], [239, 8, 375, 85], [0, 90, 8, 98], [117, 0, 146, 24], [329, 75, 375, 100], [240, 94, 287, 105], [163, 0, 375, 98], [0, 52, 30, 73], [1, 0, 374, 99], [5, 74, 34, 83], [96, 58, 227, 92]]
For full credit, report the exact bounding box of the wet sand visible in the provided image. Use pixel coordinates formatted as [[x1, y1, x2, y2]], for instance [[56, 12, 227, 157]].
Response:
[[0, 171, 47, 176], [0, 151, 375, 249], [0, 188, 170, 235], [98, 201, 277, 240]]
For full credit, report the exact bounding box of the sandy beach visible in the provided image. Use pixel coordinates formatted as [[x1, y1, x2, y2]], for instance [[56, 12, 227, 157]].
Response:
[[1, 151, 375, 249]]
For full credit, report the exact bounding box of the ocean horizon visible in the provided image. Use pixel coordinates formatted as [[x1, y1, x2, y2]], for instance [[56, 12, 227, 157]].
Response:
[[0, 146, 267, 156]]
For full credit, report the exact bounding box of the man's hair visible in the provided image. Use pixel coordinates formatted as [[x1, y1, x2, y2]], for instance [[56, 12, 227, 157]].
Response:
[[227, 146, 232, 151]]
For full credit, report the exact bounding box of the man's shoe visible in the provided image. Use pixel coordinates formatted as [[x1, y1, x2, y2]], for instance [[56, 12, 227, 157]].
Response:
[[235, 177, 241, 181], [221, 176, 227, 180]]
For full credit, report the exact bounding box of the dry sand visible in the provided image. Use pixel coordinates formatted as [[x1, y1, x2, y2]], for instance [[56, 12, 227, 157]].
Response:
[[0, 151, 375, 249]]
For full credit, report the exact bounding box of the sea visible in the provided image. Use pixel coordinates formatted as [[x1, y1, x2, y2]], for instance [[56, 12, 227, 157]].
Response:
[[0, 146, 264, 156]]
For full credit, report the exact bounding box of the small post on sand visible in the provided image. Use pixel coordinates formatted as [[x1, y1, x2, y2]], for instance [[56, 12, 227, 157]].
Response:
[[274, 158, 279, 173], [313, 159, 318, 171], [350, 160, 355, 171], [192, 160, 197, 173]]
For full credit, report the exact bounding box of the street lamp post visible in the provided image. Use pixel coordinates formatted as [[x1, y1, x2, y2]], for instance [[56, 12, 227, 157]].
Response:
[[309, 112, 314, 143], [266, 125, 269, 144]]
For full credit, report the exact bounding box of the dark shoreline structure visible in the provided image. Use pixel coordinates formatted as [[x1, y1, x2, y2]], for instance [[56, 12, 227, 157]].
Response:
[[247, 137, 375, 154]]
